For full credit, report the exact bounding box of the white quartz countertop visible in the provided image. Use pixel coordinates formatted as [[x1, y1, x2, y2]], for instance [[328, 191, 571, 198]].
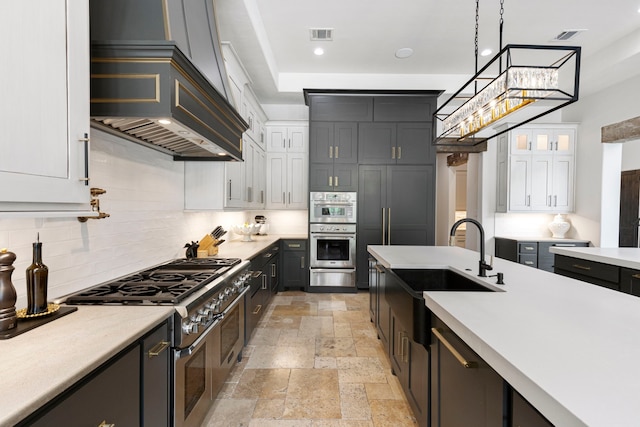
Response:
[[368, 245, 640, 427], [550, 246, 640, 269], [0, 305, 174, 427], [214, 234, 307, 260]]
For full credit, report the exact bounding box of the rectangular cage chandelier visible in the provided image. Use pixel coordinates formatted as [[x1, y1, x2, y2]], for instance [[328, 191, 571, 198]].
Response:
[[433, 44, 581, 147]]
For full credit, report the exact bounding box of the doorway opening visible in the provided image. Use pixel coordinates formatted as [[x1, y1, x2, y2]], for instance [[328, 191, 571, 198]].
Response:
[[619, 169, 640, 247]]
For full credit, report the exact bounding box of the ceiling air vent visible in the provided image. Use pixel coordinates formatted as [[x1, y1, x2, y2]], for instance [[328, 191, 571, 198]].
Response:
[[310, 28, 333, 41], [552, 29, 586, 41]]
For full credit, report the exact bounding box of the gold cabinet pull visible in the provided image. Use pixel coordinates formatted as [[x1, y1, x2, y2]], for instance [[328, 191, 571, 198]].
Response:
[[98, 421, 115, 427], [335, 146, 339, 158], [402, 335, 409, 363], [329, 146, 333, 159], [148, 341, 169, 358], [253, 304, 262, 315], [391, 146, 396, 159], [329, 176, 333, 187], [572, 264, 591, 271], [288, 243, 301, 248], [631, 274, 640, 280], [381, 208, 386, 245], [432, 327, 477, 369], [300, 256, 305, 269], [374, 264, 385, 274], [397, 146, 402, 160], [387, 208, 391, 244]]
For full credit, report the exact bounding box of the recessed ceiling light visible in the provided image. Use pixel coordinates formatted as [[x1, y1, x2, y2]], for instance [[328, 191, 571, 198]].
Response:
[[480, 48, 492, 57], [395, 48, 414, 59], [314, 47, 324, 56], [158, 119, 171, 125]]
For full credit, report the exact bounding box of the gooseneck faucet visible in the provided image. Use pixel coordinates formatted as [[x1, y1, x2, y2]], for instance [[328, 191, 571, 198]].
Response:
[[449, 218, 493, 277]]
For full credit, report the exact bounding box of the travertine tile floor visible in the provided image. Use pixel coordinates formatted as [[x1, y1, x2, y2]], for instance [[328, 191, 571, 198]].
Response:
[[201, 291, 418, 427]]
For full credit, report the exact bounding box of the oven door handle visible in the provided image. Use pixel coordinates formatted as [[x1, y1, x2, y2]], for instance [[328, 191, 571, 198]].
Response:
[[313, 201, 353, 206], [176, 319, 221, 359], [310, 234, 355, 239]]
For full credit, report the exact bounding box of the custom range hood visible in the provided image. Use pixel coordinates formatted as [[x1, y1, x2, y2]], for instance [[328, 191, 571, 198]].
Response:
[[89, 0, 247, 161]]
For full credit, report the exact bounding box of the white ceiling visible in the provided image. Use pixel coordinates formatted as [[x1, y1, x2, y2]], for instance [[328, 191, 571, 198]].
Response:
[[215, 0, 640, 106]]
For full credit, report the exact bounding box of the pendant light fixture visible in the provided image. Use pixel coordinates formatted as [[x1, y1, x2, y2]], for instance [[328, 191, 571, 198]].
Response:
[[433, 0, 581, 148]]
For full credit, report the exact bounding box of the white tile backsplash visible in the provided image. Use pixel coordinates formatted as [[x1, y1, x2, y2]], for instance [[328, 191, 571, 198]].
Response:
[[0, 129, 307, 309]]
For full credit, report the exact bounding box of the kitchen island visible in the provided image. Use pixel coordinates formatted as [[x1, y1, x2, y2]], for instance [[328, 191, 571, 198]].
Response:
[[550, 246, 640, 269], [369, 245, 640, 427]]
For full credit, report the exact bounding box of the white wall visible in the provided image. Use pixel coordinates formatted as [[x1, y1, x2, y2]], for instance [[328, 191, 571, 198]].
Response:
[[0, 130, 307, 309], [562, 73, 640, 246]]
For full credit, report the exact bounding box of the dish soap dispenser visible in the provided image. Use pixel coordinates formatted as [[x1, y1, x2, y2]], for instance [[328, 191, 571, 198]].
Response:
[[26, 233, 49, 315], [0, 248, 17, 332]]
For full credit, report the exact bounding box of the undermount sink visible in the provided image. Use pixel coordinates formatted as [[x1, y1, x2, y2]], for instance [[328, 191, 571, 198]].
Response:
[[391, 268, 495, 293]]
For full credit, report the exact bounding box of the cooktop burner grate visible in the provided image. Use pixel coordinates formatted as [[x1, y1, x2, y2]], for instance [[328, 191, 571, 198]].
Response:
[[65, 257, 242, 305]]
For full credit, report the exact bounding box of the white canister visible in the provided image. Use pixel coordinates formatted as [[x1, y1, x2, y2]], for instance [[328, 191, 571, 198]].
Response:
[[548, 214, 571, 238]]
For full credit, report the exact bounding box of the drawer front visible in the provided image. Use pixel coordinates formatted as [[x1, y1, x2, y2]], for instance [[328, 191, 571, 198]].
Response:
[[519, 254, 538, 268], [555, 255, 619, 282], [283, 239, 307, 251], [518, 243, 538, 254]]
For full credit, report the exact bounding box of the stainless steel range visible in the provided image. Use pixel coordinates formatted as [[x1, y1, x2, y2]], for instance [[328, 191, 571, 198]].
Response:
[[65, 257, 251, 427]]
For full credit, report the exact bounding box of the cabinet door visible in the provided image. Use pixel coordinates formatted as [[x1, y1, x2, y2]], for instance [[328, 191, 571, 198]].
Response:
[[244, 141, 255, 205], [377, 266, 391, 355], [333, 164, 358, 191], [309, 163, 334, 191], [287, 126, 308, 153], [396, 123, 434, 165], [530, 155, 553, 211], [0, 0, 90, 208], [620, 268, 640, 297], [512, 389, 554, 427], [407, 340, 429, 426], [387, 166, 435, 245], [552, 128, 575, 155], [390, 314, 409, 384], [224, 161, 244, 208], [357, 166, 386, 287], [142, 323, 171, 427], [266, 154, 286, 209], [551, 155, 574, 212], [510, 129, 534, 154], [431, 318, 504, 427], [509, 155, 532, 211], [267, 126, 287, 152], [29, 346, 140, 426], [310, 122, 334, 163], [287, 153, 308, 208], [282, 245, 308, 290], [358, 123, 396, 164], [333, 122, 358, 164]]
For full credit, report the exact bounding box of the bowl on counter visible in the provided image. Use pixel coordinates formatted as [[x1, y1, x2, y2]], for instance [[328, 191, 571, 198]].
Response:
[[231, 224, 261, 242]]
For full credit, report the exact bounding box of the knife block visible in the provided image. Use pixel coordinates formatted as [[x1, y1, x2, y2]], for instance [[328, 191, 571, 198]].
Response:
[[208, 239, 219, 256]]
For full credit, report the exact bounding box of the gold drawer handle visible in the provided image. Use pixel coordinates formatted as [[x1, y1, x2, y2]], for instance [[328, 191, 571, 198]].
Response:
[[432, 327, 477, 369], [288, 243, 301, 248], [253, 304, 262, 315], [632, 274, 640, 280], [524, 246, 535, 250], [148, 341, 169, 358], [572, 264, 591, 271], [98, 421, 115, 427]]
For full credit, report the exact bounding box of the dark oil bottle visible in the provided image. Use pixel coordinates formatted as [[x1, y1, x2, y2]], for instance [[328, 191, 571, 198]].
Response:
[[26, 237, 48, 315]]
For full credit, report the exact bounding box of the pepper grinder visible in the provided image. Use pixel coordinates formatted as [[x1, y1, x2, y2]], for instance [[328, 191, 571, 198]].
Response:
[[0, 248, 18, 332], [26, 233, 49, 315]]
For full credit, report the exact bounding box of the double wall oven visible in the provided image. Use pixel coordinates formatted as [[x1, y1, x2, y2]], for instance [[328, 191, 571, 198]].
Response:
[[65, 257, 250, 427], [309, 191, 357, 288]]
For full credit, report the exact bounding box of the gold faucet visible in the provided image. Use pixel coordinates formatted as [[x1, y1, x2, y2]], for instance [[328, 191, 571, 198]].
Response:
[[78, 188, 110, 222]]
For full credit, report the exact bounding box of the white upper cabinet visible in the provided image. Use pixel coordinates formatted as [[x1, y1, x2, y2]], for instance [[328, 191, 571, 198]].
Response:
[[0, 0, 91, 213], [265, 122, 309, 210], [496, 124, 577, 213], [267, 125, 309, 153]]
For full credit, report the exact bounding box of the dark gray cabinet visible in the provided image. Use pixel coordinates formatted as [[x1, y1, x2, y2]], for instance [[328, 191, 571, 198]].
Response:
[[495, 237, 589, 272], [512, 389, 554, 427], [554, 254, 628, 293], [309, 122, 358, 191], [21, 319, 171, 427], [431, 314, 505, 427], [281, 239, 308, 290], [620, 268, 640, 296], [372, 96, 436, 122], [356, 165, 435, 287], [386, 270, 429, 427], [247, 244, 279, 342], [308, 95, 373, 121], [358, 122, 434, 165]]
